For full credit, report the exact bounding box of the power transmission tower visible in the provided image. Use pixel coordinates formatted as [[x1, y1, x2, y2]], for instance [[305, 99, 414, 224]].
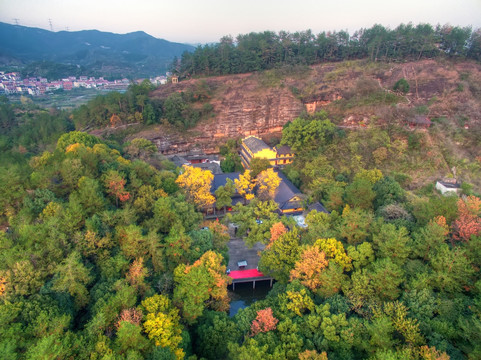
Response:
[[48, 18, 53, 31], [13, 18, 19, 26]]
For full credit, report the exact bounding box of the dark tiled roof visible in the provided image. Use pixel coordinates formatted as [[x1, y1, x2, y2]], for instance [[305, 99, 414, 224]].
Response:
[[243, 136, 270, 154], [185, 154, 219, 162], [307, 201, 330, 214], [274, 170, 302, 208], [437, 180, 461, 189], [169, 155, 189, 167], [275, 145, 293, 155], [192, 162, 222, 174], [211, 172, 240, 193]]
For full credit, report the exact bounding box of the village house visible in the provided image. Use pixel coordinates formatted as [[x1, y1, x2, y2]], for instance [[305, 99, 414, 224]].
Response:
[[240, 136, 294, 169]]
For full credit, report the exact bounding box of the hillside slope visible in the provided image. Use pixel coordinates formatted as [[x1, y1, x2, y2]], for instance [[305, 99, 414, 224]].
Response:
[[135, 59, 480, 147], [119, 59, 480, 189]]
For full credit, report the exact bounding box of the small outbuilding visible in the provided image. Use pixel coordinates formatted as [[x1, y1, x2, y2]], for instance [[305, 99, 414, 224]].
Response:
[[408, 115, 431, 129], [435, 178, 461, 195]]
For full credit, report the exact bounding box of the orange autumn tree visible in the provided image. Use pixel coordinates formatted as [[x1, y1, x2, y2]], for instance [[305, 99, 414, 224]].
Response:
[[126, 257, 150, 294], [116, 308, 143, 329], [250, 307, 279, 336], [103, 170, 130, 206], [110, 114, 122, 127], [418, 345, 450, 360], [290, 245, 329, 290], [268, 222, 288, 247], [452, 195, 481, 242], [290, 238, 352, 292], [434, 215, 450, 237], [298, 350, 328, 360]]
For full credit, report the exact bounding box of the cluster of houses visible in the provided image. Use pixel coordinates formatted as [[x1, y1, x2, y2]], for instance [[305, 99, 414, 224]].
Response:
[[0, 72, 169, 96]]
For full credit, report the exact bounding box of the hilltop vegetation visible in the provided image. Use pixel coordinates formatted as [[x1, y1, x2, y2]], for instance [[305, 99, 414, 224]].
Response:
[[176, 23, 480, 77]]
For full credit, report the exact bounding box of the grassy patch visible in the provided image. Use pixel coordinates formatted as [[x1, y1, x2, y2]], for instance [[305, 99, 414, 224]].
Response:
[[341, 91, 405, 109], [258, 65, 311, 88]]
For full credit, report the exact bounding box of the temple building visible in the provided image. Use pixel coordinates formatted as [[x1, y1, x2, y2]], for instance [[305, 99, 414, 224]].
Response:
[[240, 136, 294, 169]]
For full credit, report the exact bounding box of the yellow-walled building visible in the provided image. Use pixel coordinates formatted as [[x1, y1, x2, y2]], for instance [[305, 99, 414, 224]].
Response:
[[240, 136, 278, 168], [240, 136, 294, 169], [274, 145, 295, 166]]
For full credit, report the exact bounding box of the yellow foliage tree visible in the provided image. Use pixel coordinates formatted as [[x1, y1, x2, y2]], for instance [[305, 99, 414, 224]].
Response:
[[256, 168, 281, 200], [0, 274, 7, 297], [283, 288, 315, 316], [175, 165, 215, 209], [234, 170, 256, 203], [315, 238, 353, 271], [354, 168, 383, 185], [142, 294, 184, 359]]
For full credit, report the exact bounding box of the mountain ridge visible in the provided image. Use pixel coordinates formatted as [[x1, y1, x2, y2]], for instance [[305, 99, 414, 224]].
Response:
[[0, 22, 195, 76]]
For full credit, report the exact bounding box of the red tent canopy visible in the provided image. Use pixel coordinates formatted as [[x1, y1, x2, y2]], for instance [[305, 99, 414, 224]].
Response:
[[229, 269, 265, 279]]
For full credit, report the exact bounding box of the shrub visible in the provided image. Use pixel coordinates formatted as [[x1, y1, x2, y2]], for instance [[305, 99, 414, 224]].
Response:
[[393, 78, 410, 94]]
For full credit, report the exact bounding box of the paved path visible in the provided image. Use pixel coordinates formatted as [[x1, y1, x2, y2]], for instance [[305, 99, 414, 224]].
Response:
[[227, 237, 265, 272]]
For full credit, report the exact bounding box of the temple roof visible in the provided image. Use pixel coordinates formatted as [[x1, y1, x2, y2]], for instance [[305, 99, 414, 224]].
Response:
[[243, 136, 271, 153]]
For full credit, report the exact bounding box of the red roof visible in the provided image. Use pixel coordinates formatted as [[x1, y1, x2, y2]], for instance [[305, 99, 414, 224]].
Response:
[[229, 269, 265, 279]]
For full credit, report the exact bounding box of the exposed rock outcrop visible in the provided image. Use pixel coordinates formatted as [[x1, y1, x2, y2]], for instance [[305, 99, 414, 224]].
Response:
[[129, 59, 481, 155], [146, 74, 304, 154]]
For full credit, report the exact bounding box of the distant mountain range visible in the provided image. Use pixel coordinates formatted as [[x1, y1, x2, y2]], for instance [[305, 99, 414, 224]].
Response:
[[0, 22, 195, 77]]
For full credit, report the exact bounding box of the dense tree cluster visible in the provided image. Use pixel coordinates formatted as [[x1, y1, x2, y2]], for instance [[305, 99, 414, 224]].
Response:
[[176, 24, 481, 77], [0, 131, 233, 359], [0, 96, 73, 157], [71, 79, 214, 130]]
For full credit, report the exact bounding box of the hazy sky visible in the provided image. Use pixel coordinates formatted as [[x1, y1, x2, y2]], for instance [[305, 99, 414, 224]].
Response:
[[1, 0, 480, 44]]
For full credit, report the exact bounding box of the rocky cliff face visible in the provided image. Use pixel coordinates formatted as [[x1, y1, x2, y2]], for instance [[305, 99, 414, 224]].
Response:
[[145, 74, 304, 154], [133, 59, 481, 155]]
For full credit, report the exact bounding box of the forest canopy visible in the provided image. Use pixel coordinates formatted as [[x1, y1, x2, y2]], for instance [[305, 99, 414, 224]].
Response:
[[175, 23, 481, 77], [1, 114, 481, 358]]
